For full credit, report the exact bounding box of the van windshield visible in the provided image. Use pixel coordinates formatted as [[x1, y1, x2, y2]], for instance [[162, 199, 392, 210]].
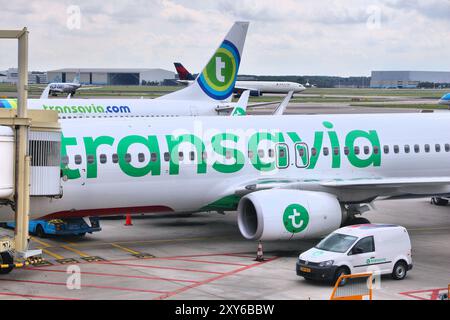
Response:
[[315, 233, 358, 253]]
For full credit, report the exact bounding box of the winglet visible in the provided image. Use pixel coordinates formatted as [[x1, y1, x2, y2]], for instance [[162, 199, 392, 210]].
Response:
[[272, 91, 293, 115], [231, 90, 250, 116], [40, 84, 51, 99], [159, 22, 249, 102]]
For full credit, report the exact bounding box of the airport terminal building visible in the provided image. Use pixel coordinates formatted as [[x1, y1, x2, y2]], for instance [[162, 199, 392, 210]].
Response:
[[46, 68, 176, 86], [370, 71, 450, 88]]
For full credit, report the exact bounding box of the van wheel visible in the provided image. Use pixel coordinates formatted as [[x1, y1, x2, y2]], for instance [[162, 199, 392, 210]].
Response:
[[334, 267, 350, 286], [431, 197, 448, 206], [35, 225, 46, 238], [0, 252, 14, 274], [392, 261, 407, 280]]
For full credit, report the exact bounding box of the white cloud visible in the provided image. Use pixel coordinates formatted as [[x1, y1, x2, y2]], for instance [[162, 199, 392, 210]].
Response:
[[0, 0, 448, 76]]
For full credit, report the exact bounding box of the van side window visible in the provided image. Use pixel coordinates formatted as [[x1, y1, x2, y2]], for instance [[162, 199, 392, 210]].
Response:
[[350, 236, 375, 255]]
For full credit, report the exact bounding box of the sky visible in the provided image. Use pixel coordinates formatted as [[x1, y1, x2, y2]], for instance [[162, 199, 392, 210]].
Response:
[[1, 0, 449, 76]]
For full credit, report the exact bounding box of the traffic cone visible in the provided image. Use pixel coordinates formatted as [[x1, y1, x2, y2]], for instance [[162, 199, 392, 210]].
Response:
[[125, 214, 133, 226], [255, 241, 264, 262]]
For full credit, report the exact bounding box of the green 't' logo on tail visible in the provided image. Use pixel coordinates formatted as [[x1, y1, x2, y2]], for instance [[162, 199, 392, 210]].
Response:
[[197, 40, 240, 100], [283, 204, 309, 233]]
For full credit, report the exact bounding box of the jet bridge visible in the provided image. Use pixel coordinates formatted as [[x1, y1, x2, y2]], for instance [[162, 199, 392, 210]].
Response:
[[0, 28, 62, 274]]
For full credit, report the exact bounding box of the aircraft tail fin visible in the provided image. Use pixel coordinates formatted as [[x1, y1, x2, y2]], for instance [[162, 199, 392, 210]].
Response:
[[174, 63, 195, 81], [159, 21, 249, 102]]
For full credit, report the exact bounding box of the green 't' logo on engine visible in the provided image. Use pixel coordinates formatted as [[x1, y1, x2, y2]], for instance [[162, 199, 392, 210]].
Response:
[[283, 204, 309, 233]]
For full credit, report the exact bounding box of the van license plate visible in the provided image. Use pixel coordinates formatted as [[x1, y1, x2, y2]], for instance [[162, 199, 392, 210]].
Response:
[[300, 267, 311, 273]]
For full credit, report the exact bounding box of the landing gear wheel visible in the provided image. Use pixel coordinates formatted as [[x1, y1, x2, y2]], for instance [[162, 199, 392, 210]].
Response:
[[0, 252, 14, 274], [431, 197, 448, 206], [35, 224, 46, 238], [392, 261, 408, 280], [344, 217, 371, 226], [334, 267, 350, 286]]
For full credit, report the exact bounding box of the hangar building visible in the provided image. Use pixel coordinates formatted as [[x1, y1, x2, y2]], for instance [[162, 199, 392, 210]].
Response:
[[46, 68, 176, 86], [370, 71, 450, 88]]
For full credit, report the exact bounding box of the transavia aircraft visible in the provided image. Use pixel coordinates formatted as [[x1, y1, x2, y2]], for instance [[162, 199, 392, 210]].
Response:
[[1, 113, 449, 241], [0, 22, 250, 118]]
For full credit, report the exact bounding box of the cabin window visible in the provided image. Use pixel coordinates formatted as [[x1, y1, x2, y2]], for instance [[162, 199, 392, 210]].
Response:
[[333, 147, 339, 156], [311, 148, 317, 157], [268, 149, 274, 158], [445, 144, 450, 152], [138, 153, 145, 163], [354, 146, 360, 155], [74, 155, 82, 165], [151, 153, 157, 162], [100, 154, 107, 164], [323, 147, 329, 156], [124, 153, 132, 163], [435, 144, 441, 152], [373, 146, 379, 155], [344, 147, 349, 155], [383, 145, 389, 154], [258, 149, 264, 158], [404, 145, 410, 153], [425, 144, 430, 153], [248, 151, 254, 159], [414, 144, 420, 153], [190, 151, 195, 161], [298, 148, 304, 157], [178, 152, 184, 161], [112, 153, 119, 163], [364, 146, 370, 155], [164, 152, 170, 161], [394, 145, 399, 154], [202, 152, 208, 160], [87, 155, 95, 164]]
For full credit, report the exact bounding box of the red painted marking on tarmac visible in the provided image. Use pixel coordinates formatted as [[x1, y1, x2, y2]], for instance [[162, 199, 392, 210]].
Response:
[[25, 267, 199, 284], [0, 291, 79, 300], [154, 256, 279, 300], [99, 262, 225, 275], [165, 257, 248, 267], [0, 278, 167, 295], [399, 287, 447, 300]]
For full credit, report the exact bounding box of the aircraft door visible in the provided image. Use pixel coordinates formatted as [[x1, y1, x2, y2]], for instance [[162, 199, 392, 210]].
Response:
[[295, 142, 309, 168], [275, 143, 289, 169]]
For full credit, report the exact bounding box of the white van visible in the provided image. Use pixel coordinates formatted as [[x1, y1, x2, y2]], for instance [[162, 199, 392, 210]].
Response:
[[296, 224, 413, 284]]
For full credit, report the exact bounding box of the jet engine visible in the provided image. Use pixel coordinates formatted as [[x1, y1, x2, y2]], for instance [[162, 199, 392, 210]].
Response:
[[237, 189, 342, 240]]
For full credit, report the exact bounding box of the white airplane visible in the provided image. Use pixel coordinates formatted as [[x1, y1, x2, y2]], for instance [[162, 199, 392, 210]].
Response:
[[438, 93, 450, 106], [41, 73, 82, 97], [174, 63, 306, 96], [1, 22, 251, 118], [1, 112, 450, 243]]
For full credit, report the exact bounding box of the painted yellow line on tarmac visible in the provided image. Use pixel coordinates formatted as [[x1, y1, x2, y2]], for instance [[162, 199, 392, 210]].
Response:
[[29, 236, 226, 249], [30, 237, 51, 248], [40, 248, 65, 260], [110, 243, 140, 255], [60, 245, 90, 258]]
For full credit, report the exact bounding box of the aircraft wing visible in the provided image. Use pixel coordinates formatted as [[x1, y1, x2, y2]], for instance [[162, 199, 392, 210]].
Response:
[[76, 86, 103, 91], [234, 176, 450, 201]]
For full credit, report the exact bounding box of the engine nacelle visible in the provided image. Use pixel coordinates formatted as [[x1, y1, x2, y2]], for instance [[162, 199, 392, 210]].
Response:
[[237, 190, 342, 240]]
